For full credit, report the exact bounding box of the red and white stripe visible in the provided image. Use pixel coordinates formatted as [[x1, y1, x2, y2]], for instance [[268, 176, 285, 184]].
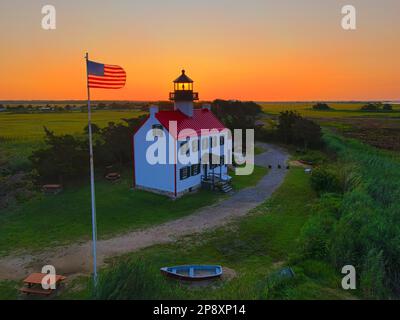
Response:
[[88, 65, 126, 89]]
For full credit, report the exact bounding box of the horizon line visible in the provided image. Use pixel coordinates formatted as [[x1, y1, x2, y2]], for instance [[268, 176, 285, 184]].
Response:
[[1, 99, 400, 104]]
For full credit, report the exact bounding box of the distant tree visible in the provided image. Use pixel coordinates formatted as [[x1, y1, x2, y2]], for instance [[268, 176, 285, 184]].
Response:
[[361, 103, 381, 111], [30, 127, 88, 183], [276, 111, 302, 144], [211, 100, 262, 131], [99, 122, 132, 166], [312, 103, 332, 111], [83, 123, 101, 135], [276, 111, 322, 149], [122, 115, 148, 131], [30, 115, 148, 183], [97, 116, 148, 167], [158, 101, 174, 111], [382, 104, 393, 111], [292, 117, 323, 149]]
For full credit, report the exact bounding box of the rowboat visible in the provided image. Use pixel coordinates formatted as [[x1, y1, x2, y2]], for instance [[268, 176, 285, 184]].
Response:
[[160, 265, 222, 281]]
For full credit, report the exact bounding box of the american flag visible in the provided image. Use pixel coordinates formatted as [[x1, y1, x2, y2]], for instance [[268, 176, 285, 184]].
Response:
[[87, 60, 126, 89]]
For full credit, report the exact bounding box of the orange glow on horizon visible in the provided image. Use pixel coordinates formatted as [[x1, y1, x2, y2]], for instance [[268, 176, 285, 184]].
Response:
[[0, 1, 399, 101]]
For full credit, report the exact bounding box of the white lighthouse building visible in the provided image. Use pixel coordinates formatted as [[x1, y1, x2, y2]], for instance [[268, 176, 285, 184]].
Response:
[[133, 70, 232, 198]]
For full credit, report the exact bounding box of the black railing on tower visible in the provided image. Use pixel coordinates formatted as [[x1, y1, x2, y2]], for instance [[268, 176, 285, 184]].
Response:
[[169, 91, 199, 101]]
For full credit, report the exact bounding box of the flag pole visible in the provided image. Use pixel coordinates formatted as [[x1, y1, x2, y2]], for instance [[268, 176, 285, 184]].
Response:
[[85, 52, 98, 286]]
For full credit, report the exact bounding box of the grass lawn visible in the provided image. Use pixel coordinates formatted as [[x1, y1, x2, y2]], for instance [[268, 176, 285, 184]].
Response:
[[0, 281, 19, 300], [61, 168, 354, 300], [230, 165, 268, 190], [0, 165, 268, 256]]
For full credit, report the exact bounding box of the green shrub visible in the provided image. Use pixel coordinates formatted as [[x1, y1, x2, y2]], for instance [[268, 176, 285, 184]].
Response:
[[360, 249, 389, 299], [299, 194, 341, 259], [361, 103, 381, 112], [277, 111, 323, 149], [382, 104, 393, 111], [298, 150, 328, 165], [310, 167, 342, 195]]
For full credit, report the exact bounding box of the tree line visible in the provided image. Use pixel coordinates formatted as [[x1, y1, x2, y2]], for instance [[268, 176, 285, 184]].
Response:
[[30, 117, 146, 184], [30, 100, 323, 184]]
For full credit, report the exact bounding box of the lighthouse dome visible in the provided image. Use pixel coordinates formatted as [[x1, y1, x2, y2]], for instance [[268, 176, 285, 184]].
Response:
[[174, 70, 193, 83]]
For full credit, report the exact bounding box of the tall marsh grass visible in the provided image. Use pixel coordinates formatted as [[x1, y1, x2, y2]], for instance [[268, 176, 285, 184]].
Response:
[[93, 259, 185, 300], [301, 132, 400, 298]]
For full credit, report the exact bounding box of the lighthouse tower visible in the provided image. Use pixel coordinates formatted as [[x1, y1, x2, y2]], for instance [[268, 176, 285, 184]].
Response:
[[169, 70, 199, 117]]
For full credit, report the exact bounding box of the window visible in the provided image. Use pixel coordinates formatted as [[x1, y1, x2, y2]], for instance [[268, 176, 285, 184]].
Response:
[[152, 124, 163, 130], [209, 153, 218, 170], [152, 124, 163, 137], [202, 138, 209, 150], [175, 82, 193, 91], [210, 136, 217, 148], [180, 141, 189, 156], [180, 166, 190, 180], [220, 136, 225, 146], [191, 164, 200, 176], [192, 139, 199, 152]]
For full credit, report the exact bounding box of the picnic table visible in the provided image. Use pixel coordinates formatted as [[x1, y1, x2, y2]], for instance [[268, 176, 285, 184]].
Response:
[[42, 184, 63, 195], [20, 273, 66, 296], [105, 172, 121, 182]]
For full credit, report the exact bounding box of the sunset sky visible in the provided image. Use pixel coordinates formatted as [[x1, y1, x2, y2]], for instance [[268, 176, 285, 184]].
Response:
[[0, 0, 399, 101]]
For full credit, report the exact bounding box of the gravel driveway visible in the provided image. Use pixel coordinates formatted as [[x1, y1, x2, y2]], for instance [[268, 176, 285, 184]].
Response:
[[0, 143, 289, 280]]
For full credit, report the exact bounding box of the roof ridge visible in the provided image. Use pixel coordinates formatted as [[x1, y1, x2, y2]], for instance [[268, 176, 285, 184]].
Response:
[[154, 107, 226, 139]]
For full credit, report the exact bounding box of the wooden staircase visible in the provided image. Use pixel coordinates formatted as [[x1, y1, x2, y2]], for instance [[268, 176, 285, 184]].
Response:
[[201, 177, 233, 194], [217, 181, 233, 193]]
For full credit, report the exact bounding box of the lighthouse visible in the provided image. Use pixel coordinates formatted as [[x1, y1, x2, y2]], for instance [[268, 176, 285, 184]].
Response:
[[169, 70, 199, 117]]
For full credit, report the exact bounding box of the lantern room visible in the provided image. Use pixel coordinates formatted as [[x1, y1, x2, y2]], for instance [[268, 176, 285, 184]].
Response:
[[169, 70, 199, 102]]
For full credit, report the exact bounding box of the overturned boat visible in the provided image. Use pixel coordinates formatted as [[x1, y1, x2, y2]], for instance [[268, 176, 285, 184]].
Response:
[[160, 265, 223, 281]]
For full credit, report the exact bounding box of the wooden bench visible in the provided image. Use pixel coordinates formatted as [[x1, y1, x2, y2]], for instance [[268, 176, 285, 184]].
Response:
[[42, 184, 63, 195], [105, 172, 121, 182], [20, 273, 67, 297], [20, 287, 53, 296]]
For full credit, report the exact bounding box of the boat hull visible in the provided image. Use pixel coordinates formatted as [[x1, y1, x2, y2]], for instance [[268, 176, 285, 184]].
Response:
[[160, 265, 222, 281]]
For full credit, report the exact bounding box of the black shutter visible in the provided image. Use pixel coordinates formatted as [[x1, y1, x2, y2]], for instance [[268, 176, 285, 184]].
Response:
[[180, 166, 191, 180], [191, 164, 200, 176]]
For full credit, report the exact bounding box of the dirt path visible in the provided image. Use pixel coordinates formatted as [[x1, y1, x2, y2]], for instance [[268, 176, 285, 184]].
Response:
[[0, 143, 288, 281]]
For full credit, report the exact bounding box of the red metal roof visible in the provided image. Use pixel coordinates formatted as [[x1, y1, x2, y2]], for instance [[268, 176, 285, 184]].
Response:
[[155, 109, 226, 139], [132, 115, 149, 135]]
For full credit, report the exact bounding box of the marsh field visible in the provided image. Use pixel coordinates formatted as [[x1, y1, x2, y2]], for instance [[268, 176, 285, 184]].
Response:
[[259, 102, 400, 151], [1, 101, 400, 300]]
